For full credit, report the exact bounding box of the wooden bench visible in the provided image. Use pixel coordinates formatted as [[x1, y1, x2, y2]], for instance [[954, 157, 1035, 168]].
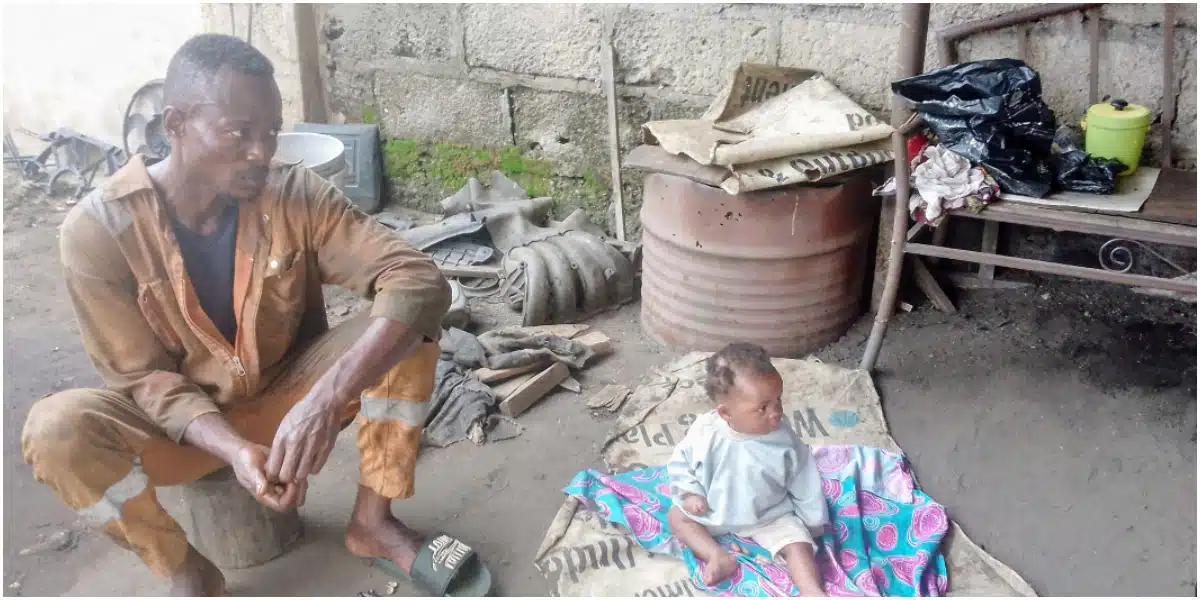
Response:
[[861, 3, 1196, 371]]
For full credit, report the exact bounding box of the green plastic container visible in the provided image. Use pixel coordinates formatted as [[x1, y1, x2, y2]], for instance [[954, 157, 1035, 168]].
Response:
[[1082, 99, 1152, 176]]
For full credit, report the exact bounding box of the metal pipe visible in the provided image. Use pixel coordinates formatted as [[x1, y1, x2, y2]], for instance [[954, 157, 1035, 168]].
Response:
[[861, 129, 913, 371], [1088, 10, 1101, 105], [937, 3, 1102, 64], [861, 3, 930, 372], [897, 5, 931, 108], [1162, 3, 1177, 168], [905, 243, 1197, 294]]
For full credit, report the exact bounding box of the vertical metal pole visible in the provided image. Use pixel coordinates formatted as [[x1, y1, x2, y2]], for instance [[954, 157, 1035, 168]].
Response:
[[1161, 3, 1177, 168], [601, 12, 626, 241], [861, 3, 930, 371], [1088, 10, 1101, 105], [870, 3, 931, 311]]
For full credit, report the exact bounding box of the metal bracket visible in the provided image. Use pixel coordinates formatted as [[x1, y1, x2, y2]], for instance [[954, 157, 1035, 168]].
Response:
[[1098, 238, 1192, 276]]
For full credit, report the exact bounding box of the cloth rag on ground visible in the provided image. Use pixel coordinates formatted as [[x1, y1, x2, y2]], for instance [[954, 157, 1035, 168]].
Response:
[[533, 352, 1036, 597], [426, 323, 593, 447], [424, 329, 525, 448], [563, 445, 949, 597], [476, 329, 594, 370], [439, 326, 594, 372]]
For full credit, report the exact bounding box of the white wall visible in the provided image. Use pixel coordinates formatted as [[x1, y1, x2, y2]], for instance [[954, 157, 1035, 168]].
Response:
[[2, 3, 204, 151]]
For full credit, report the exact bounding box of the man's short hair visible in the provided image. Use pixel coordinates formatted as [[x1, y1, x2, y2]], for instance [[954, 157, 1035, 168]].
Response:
[[164, 33, 275, 108]]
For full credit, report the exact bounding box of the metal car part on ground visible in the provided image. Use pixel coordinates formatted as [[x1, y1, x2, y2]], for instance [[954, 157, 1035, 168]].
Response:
[[397, 172, 637, 326], [442, 280, 470, 331], [443, 173, 636, 326], [13, 128, 127, 199]]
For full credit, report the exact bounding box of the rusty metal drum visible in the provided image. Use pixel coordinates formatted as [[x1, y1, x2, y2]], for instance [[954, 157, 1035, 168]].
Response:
[[639, 172, 875, 357]]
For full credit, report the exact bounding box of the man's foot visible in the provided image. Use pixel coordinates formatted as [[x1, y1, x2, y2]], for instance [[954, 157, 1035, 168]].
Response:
[[169, 545, 226, 596], [344, 514, 424, 574], [700, 550, 739, 586]]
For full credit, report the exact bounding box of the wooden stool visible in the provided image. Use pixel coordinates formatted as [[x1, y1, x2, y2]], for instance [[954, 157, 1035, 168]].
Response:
[[162, 467, 304, 569]]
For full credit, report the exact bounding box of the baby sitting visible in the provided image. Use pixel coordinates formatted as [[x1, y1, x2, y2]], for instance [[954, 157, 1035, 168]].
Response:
[[666, 342, 828, 596]]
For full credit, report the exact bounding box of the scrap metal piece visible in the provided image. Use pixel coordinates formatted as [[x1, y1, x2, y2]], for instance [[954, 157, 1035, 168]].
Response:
[[442, 280, 470, 330], [122, 79, 169, 160], [1098, 238, 1191, 276], [374, 212, 414, 232], [397, 212, 486, 252], [440, 170, 531, 215], [433, 172, 637, 326], [499, 221, 637, 326], [428, 240, 495, 268], [33, 128, 126, 199]]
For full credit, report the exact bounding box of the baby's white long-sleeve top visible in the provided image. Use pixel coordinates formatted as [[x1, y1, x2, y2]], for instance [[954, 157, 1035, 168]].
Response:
[[667, 410, 830, 533]]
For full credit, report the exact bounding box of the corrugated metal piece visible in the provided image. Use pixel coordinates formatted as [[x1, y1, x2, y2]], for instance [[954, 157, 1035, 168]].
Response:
[[639, 173, 875, 357]]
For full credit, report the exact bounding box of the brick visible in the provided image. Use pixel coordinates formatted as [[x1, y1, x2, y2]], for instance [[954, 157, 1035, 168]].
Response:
[[325, 68, 375, 124], [779, 20, 895, 113], [464, 4, 604, 79], [612, 8, 774, 96], [374, 71, 509, 146], [1102, 4, 1196, 28], [325, 4, 457, 68]]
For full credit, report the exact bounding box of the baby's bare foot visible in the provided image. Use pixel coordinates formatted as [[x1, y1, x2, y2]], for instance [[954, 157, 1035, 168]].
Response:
[[701, 550, 739, 586]]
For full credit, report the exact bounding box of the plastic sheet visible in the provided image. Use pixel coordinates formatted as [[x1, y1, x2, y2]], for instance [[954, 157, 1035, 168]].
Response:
[[893, 59, 1057, 198], [1050, 126, 1126, 194]]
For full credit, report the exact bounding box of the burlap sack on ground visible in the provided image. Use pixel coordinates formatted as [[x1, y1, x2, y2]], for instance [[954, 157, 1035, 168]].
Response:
[[534, 352, 1036, 597]]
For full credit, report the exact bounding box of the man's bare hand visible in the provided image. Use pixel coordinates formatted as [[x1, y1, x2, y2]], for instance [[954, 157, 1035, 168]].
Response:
[[265, 389, 341, 484], [231, 443, 308, 511], [682, 493, 710, 516]]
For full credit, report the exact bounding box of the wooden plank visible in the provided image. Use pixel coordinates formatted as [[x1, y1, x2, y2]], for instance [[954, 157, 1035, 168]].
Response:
[[489, 323, 591, 339], [978, 221, 1000, 280], [982, 169, 1197, 227], [1136, 169, 1196, 226], [953, 200, 1196, 248], [906, 242, 1200, 294], [475, 361, 545, 384], [574, 331, 613, 362], [585, 384, 631, 411], [559, 377, 583, 393], [489, 372, 533, 399], [906, 221, 927, 242], [947, 272, 1034, 291], [499, 362, 570, 417], [927, 219, 950, 265], [910, 257, 957, 313], [482, 328, 609, 390], [600, 22, 626, 242]]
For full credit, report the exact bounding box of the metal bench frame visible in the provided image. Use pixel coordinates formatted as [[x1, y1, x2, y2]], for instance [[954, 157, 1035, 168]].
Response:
[[861, 3, 1196, 371]]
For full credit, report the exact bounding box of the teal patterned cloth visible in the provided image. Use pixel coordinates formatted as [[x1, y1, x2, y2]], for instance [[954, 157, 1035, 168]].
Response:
[[563, 445, 950, 596]]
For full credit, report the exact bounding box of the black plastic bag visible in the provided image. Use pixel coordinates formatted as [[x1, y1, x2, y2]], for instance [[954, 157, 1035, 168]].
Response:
[[893, 59, 1057, 198], [1050, 126, 1126, 194]]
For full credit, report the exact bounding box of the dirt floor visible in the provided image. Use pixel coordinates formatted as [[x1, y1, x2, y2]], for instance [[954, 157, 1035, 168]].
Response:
[[3, 172, 1196, 596]]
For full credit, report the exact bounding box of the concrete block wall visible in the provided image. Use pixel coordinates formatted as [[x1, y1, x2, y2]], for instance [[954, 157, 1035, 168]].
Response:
[[320, 3, 1196, 235], [202, 4, 309, 126]]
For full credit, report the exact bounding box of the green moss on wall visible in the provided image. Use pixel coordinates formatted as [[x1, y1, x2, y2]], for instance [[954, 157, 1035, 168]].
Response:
[[379, 138, 615, 231], [361, 105, 379, 126]]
